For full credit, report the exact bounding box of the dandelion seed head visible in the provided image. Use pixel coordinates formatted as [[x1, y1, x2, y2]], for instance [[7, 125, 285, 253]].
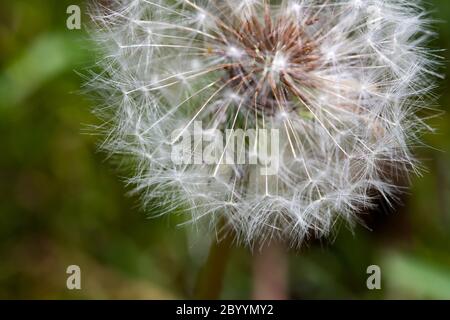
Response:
[[90, 0, 441, 247]]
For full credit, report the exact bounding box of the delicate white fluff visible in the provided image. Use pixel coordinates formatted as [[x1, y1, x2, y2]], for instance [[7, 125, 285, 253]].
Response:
[[89, 0, 439, 246]]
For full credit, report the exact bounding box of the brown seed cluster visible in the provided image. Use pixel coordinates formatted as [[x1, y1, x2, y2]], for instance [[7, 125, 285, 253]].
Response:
[[217, 6, 321, 116]]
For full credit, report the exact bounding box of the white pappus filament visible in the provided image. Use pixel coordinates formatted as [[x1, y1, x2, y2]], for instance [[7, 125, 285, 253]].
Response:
[[90, 0, 440, 247]]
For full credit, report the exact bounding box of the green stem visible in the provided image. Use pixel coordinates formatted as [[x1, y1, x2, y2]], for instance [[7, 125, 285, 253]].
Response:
[[194, 223, 234, 300]]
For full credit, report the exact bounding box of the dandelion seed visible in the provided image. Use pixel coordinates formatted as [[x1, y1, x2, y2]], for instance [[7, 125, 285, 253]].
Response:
[[90, 0, 440, 247]]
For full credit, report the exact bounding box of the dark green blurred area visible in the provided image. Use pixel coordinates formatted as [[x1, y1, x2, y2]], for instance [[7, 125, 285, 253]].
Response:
[[0, 0, 449, 299]]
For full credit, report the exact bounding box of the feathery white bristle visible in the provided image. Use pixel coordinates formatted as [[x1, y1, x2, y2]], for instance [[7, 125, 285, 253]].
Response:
[[89, 0, 440, 247]]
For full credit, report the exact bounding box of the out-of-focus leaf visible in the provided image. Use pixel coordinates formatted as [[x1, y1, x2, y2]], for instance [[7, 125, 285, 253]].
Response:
[[0, 32, 88, 109], [383, 252, 450, 299]]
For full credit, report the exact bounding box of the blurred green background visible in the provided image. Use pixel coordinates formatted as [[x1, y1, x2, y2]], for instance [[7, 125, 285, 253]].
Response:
[[0, 0, 450, 299]]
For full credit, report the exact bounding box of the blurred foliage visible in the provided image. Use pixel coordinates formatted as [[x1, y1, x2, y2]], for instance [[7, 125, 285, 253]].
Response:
[[0, 0, 449, 299]]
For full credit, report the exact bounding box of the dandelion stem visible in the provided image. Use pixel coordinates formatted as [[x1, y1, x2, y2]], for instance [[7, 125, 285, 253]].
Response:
[[194, 221, 234, 300], [252, 242, 289, 300]]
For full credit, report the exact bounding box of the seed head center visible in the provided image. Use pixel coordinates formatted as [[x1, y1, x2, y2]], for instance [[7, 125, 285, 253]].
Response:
[[217, 9, 320, 116]]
